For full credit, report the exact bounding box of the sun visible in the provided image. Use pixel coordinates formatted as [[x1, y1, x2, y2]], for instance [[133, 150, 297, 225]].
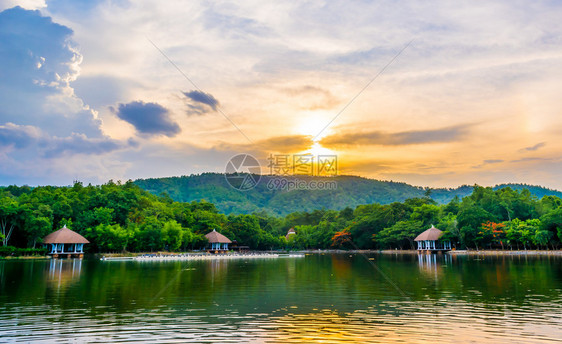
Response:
[[295, 111, 332, 142]]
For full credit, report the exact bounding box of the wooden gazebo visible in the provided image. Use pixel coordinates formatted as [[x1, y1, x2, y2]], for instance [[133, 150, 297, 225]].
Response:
[[205, 229, 232, 253], [43, 225, 89, 258], [414, 225, 451, 252]]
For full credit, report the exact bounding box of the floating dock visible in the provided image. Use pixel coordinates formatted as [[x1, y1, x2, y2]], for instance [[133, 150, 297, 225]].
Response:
[[101, 253, 305, 261]]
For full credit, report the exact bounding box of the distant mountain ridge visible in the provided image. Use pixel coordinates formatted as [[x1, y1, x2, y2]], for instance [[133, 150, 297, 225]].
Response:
[[134, 173, 562, 216]]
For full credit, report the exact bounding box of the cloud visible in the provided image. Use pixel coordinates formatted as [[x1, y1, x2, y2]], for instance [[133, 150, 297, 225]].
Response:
[[520, 142, 546, 152], [0, 123, 42, 149], [0, 122, 129, 158], [281, 85, 339, 110], [43, 133, 128, 158], [472, 159, 504, 169], [213, 134, 313, 157], [114, 101, 181, 137], [321, 125, 470, 147], [0, 6, 101, 138], [510, 157, 551, 163], [183, 90, 219, 114]]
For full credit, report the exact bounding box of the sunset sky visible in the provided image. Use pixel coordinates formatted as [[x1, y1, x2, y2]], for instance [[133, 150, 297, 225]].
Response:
[[1, 0, 562, 189]]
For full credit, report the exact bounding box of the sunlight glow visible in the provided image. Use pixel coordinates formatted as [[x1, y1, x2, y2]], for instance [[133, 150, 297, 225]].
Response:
[[295, 111, 333, 142], [303, 141, 336, 157]]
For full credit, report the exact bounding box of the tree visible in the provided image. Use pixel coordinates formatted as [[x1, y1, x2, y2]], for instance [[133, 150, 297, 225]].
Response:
[[534, 230, 552, 250], [0, 197, 20, 246], [457, 203, 495, 249], [162, 220, 183, 251], [410, 204, 440, 227], [25, 216, 52, 248], [539, 208, 562, 248], [377, 220, 422, 249], [227, 214, 263, 249], [438, 214, 462, 248], [331, 229, 352, 249], [480, 221, 506, 250]]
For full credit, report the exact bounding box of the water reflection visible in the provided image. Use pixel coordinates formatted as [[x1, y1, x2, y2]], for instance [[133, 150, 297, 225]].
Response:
[[45, 258, 83, 290], [0, 254, 561, 343], [417, 253, 452, 281]]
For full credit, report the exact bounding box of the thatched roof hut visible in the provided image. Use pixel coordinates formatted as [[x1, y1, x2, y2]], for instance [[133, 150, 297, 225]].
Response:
[[414, 225, 443, 242], [205, 229, 232, 252], [205, 229, 232, 244], [43, 225, 89, 257], [414, 225, 451, 251], [43, 225, 89, 244], [286, 227, 296, 240]]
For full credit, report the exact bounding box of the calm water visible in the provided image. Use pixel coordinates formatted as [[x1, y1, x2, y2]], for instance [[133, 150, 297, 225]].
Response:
[[1, 253, 561, 343]]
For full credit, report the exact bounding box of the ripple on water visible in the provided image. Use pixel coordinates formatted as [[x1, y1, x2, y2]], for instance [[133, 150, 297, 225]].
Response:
[[1, 255, 562, 343]]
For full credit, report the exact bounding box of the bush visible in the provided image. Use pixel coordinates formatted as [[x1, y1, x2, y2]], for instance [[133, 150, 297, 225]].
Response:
[[0, 246, 48, 257]]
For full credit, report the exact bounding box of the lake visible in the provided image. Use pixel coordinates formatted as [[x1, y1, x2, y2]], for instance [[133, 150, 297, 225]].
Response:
[[1, 253, 561, 343]]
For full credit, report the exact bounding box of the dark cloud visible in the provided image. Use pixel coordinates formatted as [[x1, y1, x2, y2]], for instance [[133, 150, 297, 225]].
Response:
[[115, 101, 181, 137], [520, 142, 545, 152], [321, 125, 470, 147], [183, 90, 219, 114], [0, 122, 129, 157], [42, 133, 127, 158], [510, 157, 550, 163], [0, 123, 41, 149]]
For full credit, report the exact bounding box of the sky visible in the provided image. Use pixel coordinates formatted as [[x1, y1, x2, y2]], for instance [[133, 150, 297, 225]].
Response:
[[1, 0, 562, 189]]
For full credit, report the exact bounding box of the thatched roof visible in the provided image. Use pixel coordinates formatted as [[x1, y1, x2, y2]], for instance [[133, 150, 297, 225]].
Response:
[[43, 225, 90, 244], [414, 225, 443, 241], [205, 229, 232, 244], [286, 227, 296, 240]]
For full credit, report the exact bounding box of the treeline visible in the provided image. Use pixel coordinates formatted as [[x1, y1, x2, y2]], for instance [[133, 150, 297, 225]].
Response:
[[134, 173, 562, 216], [1, 182, 561, 252]]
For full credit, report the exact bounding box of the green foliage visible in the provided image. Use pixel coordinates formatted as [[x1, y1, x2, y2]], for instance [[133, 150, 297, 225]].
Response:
[[133, 174, 562, 216], [0, 180, 561, 252], [377, 220, 423, 249], [0, 246, 47, 257]]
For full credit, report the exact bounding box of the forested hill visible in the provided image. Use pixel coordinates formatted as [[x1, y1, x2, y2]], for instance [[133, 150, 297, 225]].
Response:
[[134, 174, 562, 216]]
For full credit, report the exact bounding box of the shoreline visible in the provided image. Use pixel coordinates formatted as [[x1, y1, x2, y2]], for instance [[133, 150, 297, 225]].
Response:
[[4, 249, 559, 260], [446, 249, 562, 256], [0, 256, 49, 260]]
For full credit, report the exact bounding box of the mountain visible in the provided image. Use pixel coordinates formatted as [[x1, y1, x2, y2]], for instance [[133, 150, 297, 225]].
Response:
[[134, 173, 562, 216]]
